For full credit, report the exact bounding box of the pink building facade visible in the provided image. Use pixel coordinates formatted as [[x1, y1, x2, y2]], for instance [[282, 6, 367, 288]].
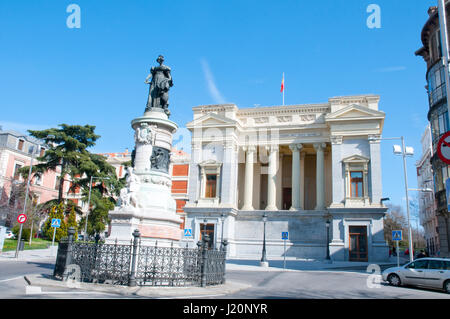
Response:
[[0, 128, 69, 227]]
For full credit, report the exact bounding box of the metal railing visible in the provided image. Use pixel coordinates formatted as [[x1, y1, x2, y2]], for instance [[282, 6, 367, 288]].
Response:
[[54, 227, 227, 287]]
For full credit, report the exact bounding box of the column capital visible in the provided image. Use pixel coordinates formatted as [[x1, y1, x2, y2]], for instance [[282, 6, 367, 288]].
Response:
[[289, 143, 303, 152], [242, 145, 257, 153], [265, 145, 279, 153], [313, 143, 326, 151]]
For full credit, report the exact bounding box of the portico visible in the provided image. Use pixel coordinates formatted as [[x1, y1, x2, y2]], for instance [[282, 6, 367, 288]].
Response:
[[239, 143, 330, 212]]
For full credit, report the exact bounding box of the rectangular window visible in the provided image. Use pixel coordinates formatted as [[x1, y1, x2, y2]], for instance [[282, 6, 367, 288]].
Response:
[[350, 171, 364, 198], [428, 260, 443, 270], [205, 174, 217, 198], [439, 114, 446, 135], [17, 139, 24, 151], [13, 164, 22, 180], [34, 174, 42, 186]]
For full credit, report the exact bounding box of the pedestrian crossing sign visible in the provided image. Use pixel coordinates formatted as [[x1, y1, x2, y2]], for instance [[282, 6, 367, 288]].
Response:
[[392, 230, 402, 241], [282, 232, 289, 240], [184, 228, 192, 237], [51, 218, 61, 228]]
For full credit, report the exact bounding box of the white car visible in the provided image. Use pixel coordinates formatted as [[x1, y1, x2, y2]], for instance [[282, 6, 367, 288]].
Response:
[[5, 231, 15, 239], [382, 258, 450, 293]]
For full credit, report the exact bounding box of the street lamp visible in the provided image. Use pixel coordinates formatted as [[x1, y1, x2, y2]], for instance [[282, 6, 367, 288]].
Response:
[[372, 135, 416, 262], [325, 219, 331, 263], [83, 176, 110, 241], [260, 212, 268, 267]]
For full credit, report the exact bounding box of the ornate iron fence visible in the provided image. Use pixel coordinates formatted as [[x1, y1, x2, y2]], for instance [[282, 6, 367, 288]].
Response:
[[54, 228, 227, 287]]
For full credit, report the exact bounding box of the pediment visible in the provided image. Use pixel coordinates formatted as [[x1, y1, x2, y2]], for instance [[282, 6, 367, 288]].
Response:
[[326, 104, 385, 121], [342, 154, 370, 163], [186, 113, 237, 128]]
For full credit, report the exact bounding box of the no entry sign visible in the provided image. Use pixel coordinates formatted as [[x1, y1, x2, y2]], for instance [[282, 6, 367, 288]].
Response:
[[17, 214, 27, 224], [437, 131, 450, 164]]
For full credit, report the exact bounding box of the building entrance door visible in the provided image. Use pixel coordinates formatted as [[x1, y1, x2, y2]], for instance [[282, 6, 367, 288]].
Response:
[[349, 226, 368, 261], [200, 223, 215, 249], [283, 188, 292, 210]]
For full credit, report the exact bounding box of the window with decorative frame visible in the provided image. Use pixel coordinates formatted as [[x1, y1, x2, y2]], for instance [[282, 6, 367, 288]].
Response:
[[198, 160, 222, 204], [343, 155, 370, 205]]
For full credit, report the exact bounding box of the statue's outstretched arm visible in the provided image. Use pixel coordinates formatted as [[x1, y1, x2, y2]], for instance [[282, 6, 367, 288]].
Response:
[[144, 73, 152, 84]]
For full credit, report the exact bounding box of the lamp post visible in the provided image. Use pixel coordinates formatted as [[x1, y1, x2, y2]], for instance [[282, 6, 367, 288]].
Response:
[[260, 212, 268, 267], [325, 219, 331, 263], [373, 136, 415, 263], [83, 176, 110, 241]]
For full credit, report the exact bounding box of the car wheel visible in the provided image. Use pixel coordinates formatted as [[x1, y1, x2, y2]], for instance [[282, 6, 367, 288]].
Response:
[[388, 274, 401, 287], [444, 280, 450, 294]]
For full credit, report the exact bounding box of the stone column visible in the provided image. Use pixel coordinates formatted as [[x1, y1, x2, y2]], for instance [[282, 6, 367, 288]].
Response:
[[242, 146, 256, 210], [314, 143, 326, 210], [300, 152, 305, 210], [330, 136, 344, 207], [265, 145, 279, 211], [200, 167, 206, 198], [369, 135, 382, 205], [289, 143, 303, 210]]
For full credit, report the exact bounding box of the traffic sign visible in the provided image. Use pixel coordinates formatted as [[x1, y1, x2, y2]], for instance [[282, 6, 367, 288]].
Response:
[[17, 214, 27, 224], [437, 131, 450, 164], [282, 232, 289, 240], [392, 230, 402, 241], [51, 218, 61, 228], [184, 228, 192, 237]]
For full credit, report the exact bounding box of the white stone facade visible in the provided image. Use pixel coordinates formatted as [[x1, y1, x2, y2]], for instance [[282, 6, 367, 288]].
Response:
[[416, 124, 439, 255], [183, 95, 389, 262]]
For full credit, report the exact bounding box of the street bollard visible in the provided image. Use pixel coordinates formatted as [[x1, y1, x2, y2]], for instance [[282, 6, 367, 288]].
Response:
[[61, 227, 76, 282], [221, 239, 228, 284], [200, 234, 209, 287], [66, 227, 75, 268], [128, 229, 140, 287]]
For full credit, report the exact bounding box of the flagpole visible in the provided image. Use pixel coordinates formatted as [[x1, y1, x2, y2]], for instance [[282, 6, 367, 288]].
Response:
[[282, 72, 285, 106]]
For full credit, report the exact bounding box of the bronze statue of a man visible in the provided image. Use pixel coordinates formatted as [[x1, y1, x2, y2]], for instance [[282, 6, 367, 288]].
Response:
[[145, 55, 173, 116]]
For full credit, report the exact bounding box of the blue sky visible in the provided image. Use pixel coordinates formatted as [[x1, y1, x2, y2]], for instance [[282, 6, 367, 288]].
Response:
[[0, 0, 439, 211]]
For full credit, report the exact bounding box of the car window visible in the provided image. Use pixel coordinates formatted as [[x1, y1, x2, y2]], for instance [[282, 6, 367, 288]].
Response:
[[444, 261, 450, 270], [428, 260, 443, 270], [407, 260, 428, 269]]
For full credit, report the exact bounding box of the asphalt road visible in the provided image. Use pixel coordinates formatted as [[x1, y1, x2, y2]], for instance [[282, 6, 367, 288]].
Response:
[[0, 259, 449, 299], [220, 269, 450, 299], [0, 259, 118, 299]]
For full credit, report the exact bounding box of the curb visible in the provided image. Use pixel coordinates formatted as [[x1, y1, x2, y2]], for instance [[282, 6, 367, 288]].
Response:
[[26, 274, 251, 298]]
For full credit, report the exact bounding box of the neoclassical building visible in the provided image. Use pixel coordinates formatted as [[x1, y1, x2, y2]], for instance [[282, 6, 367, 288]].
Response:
[[183, 95, 389, 262]]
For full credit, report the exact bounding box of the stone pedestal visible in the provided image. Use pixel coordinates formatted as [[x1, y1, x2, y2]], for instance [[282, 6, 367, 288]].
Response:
[[108, 109, 183, 246]]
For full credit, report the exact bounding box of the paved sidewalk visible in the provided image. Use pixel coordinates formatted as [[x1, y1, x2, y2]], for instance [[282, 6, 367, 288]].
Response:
[[26, 274, 250, 298], [0, 247, 57, 262], [225, 256, 411, 272]]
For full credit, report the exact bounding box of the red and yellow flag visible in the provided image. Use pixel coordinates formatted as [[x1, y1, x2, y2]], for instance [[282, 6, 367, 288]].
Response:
[[280, 73, 285, 93]]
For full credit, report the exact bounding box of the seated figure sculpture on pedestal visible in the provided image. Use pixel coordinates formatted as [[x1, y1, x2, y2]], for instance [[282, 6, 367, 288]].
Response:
[[118, 167, 140, 209]]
